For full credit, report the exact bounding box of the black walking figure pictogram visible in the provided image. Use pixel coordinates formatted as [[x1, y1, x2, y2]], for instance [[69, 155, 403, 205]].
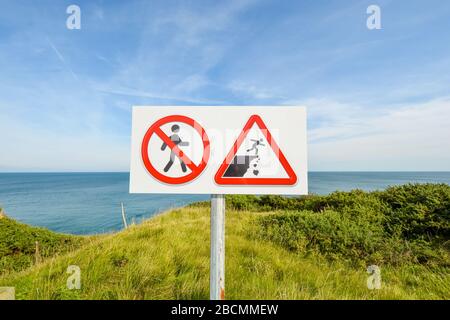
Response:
[[246, 138, 265, 155], [161, 124, 190, 173]]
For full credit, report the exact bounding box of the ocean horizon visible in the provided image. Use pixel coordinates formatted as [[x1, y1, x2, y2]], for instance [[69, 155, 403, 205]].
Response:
[[1, 171, 449, 235]]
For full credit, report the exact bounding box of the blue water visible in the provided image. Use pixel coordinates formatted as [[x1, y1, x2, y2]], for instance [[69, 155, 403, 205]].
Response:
[[0, 172, 449, 235]]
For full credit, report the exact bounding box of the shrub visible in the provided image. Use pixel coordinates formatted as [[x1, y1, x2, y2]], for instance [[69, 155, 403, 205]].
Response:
[[256, 184, 450, 267], [0, 216, 83, 274], [380, 184, 450, 241], [226, 195, 260, 211]]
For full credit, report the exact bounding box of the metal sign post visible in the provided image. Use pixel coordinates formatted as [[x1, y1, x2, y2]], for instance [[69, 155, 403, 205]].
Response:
[[210, 194, 225, 300]]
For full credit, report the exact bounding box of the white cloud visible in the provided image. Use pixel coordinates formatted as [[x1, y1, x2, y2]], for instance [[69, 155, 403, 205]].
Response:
[[228, 81, 281, 100], [99, 0, 259, 102], [305, 97, 450, 170], [152, 0, 257, 46], [93, 84, 224, 105], [0, 113, 129, 172]]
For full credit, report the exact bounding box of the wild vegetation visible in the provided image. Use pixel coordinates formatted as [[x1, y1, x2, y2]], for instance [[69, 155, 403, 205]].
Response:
[[0, 216, 84, 274], [228, 183, 449, 268], [0, 183, 448, 299]]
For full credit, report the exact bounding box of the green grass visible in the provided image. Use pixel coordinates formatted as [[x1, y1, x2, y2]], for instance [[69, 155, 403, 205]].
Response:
[[0, 184, 449, 300], [0, 215, 85, 275], [254, 184, 450, 268]]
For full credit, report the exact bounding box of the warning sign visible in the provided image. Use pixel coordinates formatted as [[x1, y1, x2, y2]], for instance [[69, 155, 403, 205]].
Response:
[[215, 115, 297, 185], [130, 106, 307, 195], [141, 115, 210, 184]]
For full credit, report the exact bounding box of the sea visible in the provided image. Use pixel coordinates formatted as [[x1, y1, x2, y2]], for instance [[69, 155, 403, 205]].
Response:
[[0, 172, 449, 235]]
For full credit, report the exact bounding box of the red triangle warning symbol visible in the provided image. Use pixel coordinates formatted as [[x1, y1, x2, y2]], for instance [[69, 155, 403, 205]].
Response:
[[215, 115, 297, 185]]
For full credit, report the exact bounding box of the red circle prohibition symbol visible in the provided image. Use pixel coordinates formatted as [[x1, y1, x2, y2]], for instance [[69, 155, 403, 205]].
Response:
[[141, 115, 210, 185]]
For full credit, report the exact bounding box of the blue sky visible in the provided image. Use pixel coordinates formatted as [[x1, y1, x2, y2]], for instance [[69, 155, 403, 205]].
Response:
[[0, 0, 449, 171]]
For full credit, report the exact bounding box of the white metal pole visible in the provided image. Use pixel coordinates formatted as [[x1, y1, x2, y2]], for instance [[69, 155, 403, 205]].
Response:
[[210, 194, 225, 300]]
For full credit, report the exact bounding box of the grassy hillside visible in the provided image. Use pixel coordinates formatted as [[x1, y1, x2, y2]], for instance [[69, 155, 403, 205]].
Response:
[[228, 183, 450, 268], [0, 214, 84, 275], [0, 184, 448, 300]]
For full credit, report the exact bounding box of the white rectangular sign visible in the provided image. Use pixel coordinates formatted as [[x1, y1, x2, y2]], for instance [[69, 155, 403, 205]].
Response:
[[130, 106, 307, 195]]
